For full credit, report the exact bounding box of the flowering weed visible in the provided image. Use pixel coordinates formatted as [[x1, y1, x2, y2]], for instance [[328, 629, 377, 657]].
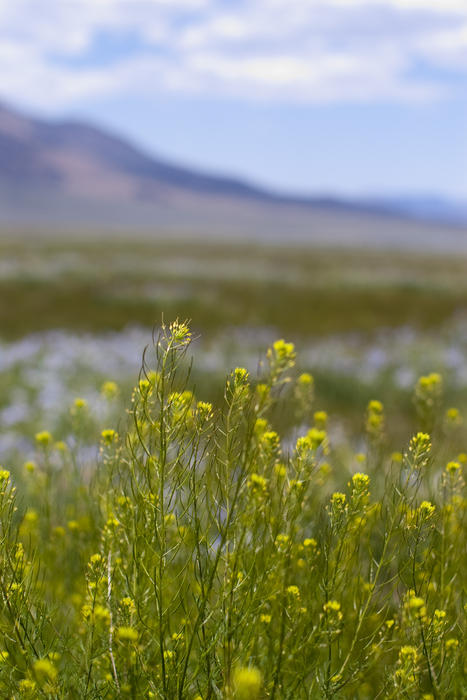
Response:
[[0, 321, 465, 698]]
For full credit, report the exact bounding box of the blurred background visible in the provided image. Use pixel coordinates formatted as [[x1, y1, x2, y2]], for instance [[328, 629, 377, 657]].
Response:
[[1, 0, 467, 461]]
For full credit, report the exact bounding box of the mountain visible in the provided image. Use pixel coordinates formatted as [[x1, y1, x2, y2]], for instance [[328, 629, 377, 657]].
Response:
[[366, 195, 467, 226], [0, 100, 466, 249]]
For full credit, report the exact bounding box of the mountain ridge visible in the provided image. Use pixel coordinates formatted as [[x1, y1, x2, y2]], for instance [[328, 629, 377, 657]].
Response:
[[1, 100, 466, 248]]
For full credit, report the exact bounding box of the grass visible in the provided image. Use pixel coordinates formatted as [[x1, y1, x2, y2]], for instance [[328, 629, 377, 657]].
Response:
[[1, 237, 467, 339], [3, 234, 467, 456], [0, 322, 464, 698], [1, 235, 466, 696]]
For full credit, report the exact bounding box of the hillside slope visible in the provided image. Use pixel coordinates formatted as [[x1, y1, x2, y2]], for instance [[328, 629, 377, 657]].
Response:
[[0, 101, 466, 249]]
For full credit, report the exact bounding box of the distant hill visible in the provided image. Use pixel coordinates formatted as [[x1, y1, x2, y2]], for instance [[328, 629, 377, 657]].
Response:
[[0, 100, 466, 249]]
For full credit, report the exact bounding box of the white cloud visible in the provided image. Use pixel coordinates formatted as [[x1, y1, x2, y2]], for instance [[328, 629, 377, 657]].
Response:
[[386, 0, 467, 11], [416, 22, 467, 70], [0, 0, 465, 110]]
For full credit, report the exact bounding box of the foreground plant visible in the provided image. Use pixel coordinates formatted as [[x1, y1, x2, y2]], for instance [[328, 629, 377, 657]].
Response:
[[0, 321, 465, 698]]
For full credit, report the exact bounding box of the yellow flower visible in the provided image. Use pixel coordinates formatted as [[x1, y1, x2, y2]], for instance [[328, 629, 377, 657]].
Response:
[[446, 460, 461, 474], [289, 479, 304, 493], [323, 600, 341, 614], [120, 597, 136, 614], [366, 400, 384, 438], [399, 645, 418, 663], [261, 431, 280, 452], [351, 472, 370, 490], [295, 435, 313, 454], [433, 609, 446, 630], [416, 372, 442, 395], [274, 463, 287, 478], [116, 626, 138, 642], [297, 372, 313, 387], [286, 585, 300, 598], [170, 320, 191, 345], [138, 378, 151, 395], [418, 501, 435, 518], [89, 553, 103, 566], [271, 339, 295, 363], [33, 658, 58, 683], [196, 401, 213, 422], [101, 429, 118, 445], [93, 605, 110, 624], [408, 596, 425, 611], [405, 592, 426, 619], [275, 533, 290, 547], [368, 399, 383, 413], [232, 666, 262, 700], [409, 432, 431, 457], [19, 679, 36, 692], [445, 407, 462, 425], [330, 492, 347, 513], [35, 430, 52, 447], [101, 380, 119, 399], [254, 418, 268, 437], [247, 473, 267, 492], [72, 397, 88, 412], [234, 367, 249, 385], [23, 509, 38, 526], [445, 638, 459, 652], [314, 410, 328, 428], [81, 604, 92, 621], [307, 427, 327, 450]]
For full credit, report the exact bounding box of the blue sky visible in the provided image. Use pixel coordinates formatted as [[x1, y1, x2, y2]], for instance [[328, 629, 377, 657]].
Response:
[[1, 0, 466, 198]]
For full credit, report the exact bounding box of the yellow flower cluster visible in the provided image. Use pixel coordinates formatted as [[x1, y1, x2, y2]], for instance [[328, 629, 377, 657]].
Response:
[[232, 666, 262, 700]]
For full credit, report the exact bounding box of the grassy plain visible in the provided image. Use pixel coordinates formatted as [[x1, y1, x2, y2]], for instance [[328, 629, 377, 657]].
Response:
[[1, 235, 467, 443], [1, 236, 467, 339], [0, 238, 466, 696], [0, 323, 464, 698]]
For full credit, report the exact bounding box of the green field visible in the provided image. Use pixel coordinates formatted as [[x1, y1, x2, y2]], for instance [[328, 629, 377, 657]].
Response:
[[2, 235, 467, 452], [0, 237, 466, 697], [2, 237, 467, 339], [0, 321, 464, 698]]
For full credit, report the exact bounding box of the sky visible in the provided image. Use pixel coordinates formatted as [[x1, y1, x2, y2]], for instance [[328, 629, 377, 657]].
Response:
[[1, 0, 466, 199]]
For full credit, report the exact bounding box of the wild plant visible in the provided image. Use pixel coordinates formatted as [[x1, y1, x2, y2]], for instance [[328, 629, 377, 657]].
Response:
[[0, 322, 464, 698]]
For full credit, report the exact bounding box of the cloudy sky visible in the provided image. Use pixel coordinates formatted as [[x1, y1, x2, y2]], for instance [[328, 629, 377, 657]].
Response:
[[1, 0, 466, 198]]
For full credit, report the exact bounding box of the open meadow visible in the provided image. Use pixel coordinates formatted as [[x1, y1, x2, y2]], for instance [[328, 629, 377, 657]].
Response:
[[0, 236, 466, 697], [2, 236, 467, 450]]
